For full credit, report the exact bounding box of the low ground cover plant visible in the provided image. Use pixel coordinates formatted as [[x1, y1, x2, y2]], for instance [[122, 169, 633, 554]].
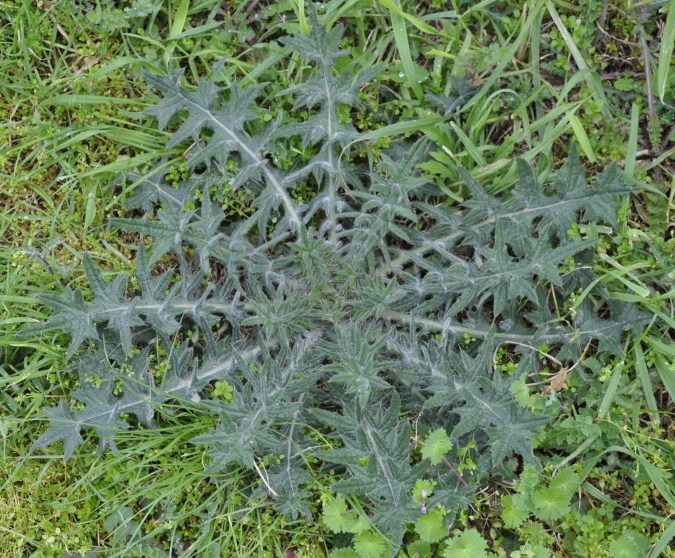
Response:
[[18, 10, 660, 557], [2, 1, 673, 557]]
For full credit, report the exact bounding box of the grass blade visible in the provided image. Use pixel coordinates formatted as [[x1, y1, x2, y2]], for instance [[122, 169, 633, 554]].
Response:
[[41, 95, 140, 106], [598, 361, 624, 419], [546, 1, 609, 116], [165, 0, 190, 65], [625, 103, 640, 178], [463, 0, 546, 112], [382, 0, 424, 99], [164, 21, 223, 41], [599, 253, 652, 298], [355, 116, 444, 141], [653, 352, 675, 403], [84, 188, 97, 233], [293, 0, 309, 33], [646, 336, 675, 359], [633, 342, 659, 421], [655, 0, 675, 101], [378, 0, 439, 34], [568, 113, 597, 163], [582, 482, 666, 522], [449, 121, 486, 166], [648, 520, 675, 558], [170, 0, 190, 38], [584, 445, 675, 509]]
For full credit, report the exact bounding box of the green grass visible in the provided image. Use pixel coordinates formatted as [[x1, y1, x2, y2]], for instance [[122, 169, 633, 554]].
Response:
[[1, 0, 673, 557]]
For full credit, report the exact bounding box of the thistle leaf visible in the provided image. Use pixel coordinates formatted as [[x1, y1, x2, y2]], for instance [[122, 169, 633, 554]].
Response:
[[22, 14, 640, 551]]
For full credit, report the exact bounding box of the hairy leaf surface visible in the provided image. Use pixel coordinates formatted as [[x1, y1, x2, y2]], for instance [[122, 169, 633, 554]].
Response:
[[22, 15, 641, 553]]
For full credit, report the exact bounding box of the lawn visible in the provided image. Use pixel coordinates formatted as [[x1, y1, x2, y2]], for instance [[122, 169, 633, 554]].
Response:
[[0, 1, 673, 557]]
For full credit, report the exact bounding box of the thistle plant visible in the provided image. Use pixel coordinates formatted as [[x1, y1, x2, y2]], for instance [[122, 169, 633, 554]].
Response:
[[23, 13, 641, 552]]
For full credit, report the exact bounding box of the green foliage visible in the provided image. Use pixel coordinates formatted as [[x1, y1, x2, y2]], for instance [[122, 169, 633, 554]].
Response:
[[322, 495, 369, 535], [13, 4, 664, 557], [608, 533, 650, 558], [502, 494, 531, 529], [511, 544, 552, 558], [406, 540, 432, 558], [330, 548, 361, 558], [420, 429, 453, 466], [212, 379, 234, 402], [353, 531, 389, 558], [531, 487, 573, 523], [7, 1, 675, 557], [323, 496, 355, 534], [501, 467, 580, 527], [414, 508, 447, 544], [0, 448, 102, 557], [442, 528, 488, 558]]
